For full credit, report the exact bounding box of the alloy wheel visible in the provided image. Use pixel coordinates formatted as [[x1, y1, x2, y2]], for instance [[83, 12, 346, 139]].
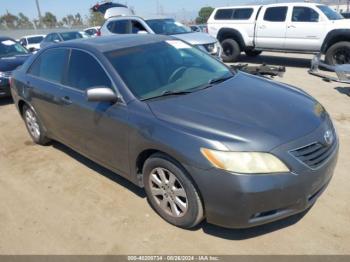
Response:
[[25, 109, 40, 140], [149, 167, 188, 217]]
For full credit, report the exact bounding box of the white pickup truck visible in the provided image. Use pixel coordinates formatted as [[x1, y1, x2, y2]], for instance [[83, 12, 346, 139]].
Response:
[[208, 2, 350, 65]]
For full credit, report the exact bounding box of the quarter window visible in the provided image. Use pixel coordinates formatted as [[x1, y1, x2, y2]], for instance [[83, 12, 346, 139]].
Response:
[[264, 7, 288, 22], [292, 7, 319, 22], [28, 48, 68, 83], [215, 8, 254, 20], [214, 9, 234, 20], [65, 50, 112, 91]]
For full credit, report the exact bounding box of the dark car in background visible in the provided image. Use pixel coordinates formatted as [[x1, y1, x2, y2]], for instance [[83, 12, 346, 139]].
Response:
[[0, 37, 31, 98], [11, 35, 338, 229], [40, 31, 83, 49]]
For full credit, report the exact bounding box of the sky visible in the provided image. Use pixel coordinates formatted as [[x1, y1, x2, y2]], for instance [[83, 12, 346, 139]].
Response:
[[0, 0, 304, 21]]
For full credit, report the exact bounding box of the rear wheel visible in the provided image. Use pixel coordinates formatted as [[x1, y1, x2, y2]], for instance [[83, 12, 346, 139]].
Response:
[[245, 50, 262, 57], [221, 38, 241, 62], [23, 104, 50, 145], [325, 41, 350, 65], [143, 154, 204, 228]]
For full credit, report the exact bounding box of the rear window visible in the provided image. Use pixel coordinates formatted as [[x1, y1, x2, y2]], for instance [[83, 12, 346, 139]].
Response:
[[107, 20, 130, 34], [264, 7, 288, 22], [214, 8, 253, 20]]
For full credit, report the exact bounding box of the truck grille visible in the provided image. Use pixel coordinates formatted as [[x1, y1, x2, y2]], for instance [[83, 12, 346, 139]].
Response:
[[290, 140, 336, 169]]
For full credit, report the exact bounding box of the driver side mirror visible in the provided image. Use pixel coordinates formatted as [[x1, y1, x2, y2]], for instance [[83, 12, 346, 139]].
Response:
[[86, 87, 119, 103]]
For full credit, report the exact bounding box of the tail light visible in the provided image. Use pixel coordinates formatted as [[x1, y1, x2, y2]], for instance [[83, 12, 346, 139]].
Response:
[[96, 28, 101, 36]]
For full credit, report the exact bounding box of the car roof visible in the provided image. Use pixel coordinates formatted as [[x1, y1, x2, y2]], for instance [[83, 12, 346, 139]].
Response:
[[53, 34, 173, 53], [0, 36, 15, 42]]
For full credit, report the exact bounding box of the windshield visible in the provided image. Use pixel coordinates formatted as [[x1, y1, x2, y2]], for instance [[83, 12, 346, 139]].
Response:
[[146, 19, 192, 35], [0, 39, 28, 58], [60, 32, 82, 41], [105, 40, 233, 100], [317, 5, 344, 20], [27, 36, 44, 44]]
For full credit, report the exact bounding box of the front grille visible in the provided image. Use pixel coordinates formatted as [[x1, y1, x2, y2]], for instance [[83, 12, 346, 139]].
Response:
[[290, 140, 336, 169]]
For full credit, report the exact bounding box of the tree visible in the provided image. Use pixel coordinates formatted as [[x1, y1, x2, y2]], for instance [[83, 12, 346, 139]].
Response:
[[0, 12, 19, 29], [17, 12, 34, 29], [195, 6, 214, 24], [88, 10, 104, 27], [42, 12, 57, 28]]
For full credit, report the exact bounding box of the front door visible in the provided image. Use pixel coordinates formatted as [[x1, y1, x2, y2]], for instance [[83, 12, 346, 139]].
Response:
[[59, 49, 130, 174]]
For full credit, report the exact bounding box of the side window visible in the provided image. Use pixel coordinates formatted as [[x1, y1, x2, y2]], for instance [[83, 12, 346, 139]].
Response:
[[233, 8, 254, 20], [292, 7, 319, 22], [264, 7, 288, 22], [65, 50, 112, 91], [28, 48, 68, 83], [44, 34, 52, 42], [107, 20, 130, 34], [52, 34, 61, 42], [214, 9, 234, 20], [131, 20, 147, 33]]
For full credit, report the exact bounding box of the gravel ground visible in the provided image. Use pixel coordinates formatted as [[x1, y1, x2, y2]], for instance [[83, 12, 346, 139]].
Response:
[[0, 52, 349, 255]]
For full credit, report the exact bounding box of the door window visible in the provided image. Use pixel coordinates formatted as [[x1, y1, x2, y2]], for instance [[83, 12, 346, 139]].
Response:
[[28, 48, 68, 83], [292, 7, 319, 22], [65, 49, 112, 91], [264, 7, 288, 22], [107, 20, 130, 34], [52, 34, 61, 42], [131, 20, 147, 33]]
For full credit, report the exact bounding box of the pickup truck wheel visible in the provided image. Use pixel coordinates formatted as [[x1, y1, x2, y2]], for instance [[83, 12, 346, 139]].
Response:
[[325, 41, 350, 65], [221, 39, 241, 62], [245, 50, 262, 57]]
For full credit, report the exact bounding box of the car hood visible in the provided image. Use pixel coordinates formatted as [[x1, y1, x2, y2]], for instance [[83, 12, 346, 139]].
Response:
[[0, 54, 31, 72], [147, 72, 326, 151], [172, 32, 217, 45]]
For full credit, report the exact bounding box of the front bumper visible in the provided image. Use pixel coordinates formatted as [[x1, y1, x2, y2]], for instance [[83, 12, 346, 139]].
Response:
[[185, 127, 339, 229], [0, 78, 11, 98]]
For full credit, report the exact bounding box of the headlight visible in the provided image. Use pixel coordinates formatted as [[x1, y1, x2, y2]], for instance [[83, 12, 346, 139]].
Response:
[[199, 42, 221, 56], [201, 148, 290, 174]]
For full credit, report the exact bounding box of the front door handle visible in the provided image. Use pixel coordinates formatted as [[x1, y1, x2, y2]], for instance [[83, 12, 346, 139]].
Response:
[[61, 96, 72, 105], [259, 25, 266, 29], [288, 25, 296, 28]]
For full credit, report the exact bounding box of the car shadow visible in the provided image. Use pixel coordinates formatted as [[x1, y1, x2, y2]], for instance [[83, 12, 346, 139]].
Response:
[[335, 86, 350, 96], [51, 141, 146, 198], [0, 97, 13, 106], [238, 54, 312, 68], [195, 208, 310, 240], [50, 141, 310, 239]]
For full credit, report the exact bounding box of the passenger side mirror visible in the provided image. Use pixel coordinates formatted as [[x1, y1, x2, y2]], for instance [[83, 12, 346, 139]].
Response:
[[86, 87, 119, 103]]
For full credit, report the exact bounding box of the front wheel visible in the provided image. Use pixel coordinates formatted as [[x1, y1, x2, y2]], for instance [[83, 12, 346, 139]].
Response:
[[221, 39, 241, 62], [325, 41, 350, 65], [143, 154, 204, 229]]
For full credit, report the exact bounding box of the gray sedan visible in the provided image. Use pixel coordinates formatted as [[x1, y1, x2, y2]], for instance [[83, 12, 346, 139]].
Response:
[[11, 35, 338, 229]]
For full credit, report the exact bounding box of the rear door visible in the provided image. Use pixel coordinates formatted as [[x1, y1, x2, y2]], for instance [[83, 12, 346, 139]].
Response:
[[284, 6, 327, 51], [26, 48, 69, 140], [255, 6, 288, 49], [59, 49, 130, 173]]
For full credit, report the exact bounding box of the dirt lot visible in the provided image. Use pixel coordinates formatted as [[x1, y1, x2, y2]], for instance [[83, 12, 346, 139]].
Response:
[[0, 52, 349, 255]]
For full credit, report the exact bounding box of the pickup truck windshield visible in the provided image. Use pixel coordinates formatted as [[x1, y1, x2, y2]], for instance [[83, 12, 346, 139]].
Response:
[[105, 40, 233, 100], [0, 40, 28, 58], [145, 19, 192, 35], [317, 5, 344, 20]]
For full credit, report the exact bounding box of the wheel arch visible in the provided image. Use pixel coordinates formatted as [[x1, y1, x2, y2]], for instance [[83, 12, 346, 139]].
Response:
[[322, 29, 350, 53], [217, 28, 246, 50]]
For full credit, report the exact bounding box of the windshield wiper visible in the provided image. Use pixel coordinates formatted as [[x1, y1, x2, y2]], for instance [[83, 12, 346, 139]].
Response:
[[141, 90, 192, 101], [208, 75, 234, 85]]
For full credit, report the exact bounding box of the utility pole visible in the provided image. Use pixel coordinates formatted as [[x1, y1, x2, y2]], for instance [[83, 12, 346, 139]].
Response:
[[35, 0, 42, 27]]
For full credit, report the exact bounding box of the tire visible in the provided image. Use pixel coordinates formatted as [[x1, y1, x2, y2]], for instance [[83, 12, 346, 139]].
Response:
[[245, 50, 262, 57], [22, 104, 50, 145], [221, 38, 241, 62], [143, 153, 204, 229], [325, 41, 350, 65]]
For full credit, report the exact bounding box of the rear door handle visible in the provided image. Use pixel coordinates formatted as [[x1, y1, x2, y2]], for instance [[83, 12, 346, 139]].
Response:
[[259, 25, 266, 29], [288, 25, 296, 28], [61, 96, 72, 105]]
